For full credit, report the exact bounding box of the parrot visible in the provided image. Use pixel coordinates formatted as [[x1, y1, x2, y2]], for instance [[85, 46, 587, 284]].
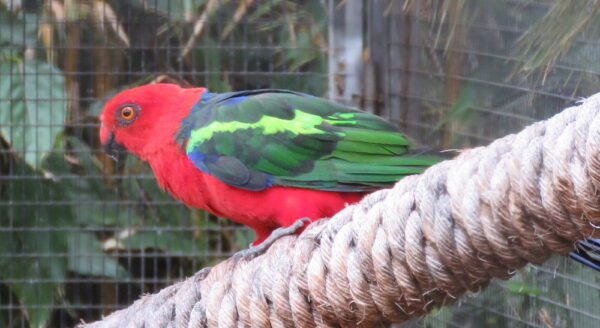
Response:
[[98, 83, 600, 269], [99, 83, 440, 256]]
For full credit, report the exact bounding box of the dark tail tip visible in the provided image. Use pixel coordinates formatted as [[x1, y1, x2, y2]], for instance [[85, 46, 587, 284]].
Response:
[[569, 238, 600, 272]]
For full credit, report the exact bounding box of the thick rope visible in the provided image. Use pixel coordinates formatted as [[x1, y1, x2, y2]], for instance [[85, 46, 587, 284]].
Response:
[[80, 94, 600, 328]]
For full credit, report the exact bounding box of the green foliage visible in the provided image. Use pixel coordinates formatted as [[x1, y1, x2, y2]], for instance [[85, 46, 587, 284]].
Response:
[[433, 84, 474, 132], [0, 5, 38, 47], [0, 59, 67, 168], [406, 0, 600, 149], [0, 1, 329, 326], [514, 0, 600, 74], [184, 0, 328, 94], [194, 38, 232, 93], [0, 159, 69, 328], [132, 0, 208, 20], [408, 1, 600, 326], [5, 0, 596, 327], [507, 280, 541, 296], [67, 232, 128, 279], [0, 145, 132, 327]]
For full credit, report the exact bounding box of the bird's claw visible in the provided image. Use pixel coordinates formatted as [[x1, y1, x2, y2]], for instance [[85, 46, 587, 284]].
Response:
[[232, 217, 312, 261]]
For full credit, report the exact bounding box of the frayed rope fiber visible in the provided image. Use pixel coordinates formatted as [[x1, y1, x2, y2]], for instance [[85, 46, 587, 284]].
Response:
[[80, 94, 600, 328]]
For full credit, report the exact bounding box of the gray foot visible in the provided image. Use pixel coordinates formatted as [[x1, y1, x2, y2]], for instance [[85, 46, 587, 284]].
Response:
[[233, 217, 312, 261]]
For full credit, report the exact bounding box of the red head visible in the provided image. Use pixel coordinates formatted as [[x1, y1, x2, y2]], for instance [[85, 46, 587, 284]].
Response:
[[99, 83, 205, 160]]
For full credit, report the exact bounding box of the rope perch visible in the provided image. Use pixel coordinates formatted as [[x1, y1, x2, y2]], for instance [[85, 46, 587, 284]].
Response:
[[80, 94, 600, 328]]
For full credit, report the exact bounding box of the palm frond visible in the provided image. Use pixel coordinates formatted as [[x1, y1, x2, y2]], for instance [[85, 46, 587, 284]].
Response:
[[513, 0, 600, 77]]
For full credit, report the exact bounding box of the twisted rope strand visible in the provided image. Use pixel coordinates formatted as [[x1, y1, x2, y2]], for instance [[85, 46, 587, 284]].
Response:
[[80, 94, 600, 328]]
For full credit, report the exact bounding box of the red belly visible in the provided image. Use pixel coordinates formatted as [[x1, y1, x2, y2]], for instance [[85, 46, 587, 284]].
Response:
[[201, 174, 366, 243], [149, 148, 367, 244]]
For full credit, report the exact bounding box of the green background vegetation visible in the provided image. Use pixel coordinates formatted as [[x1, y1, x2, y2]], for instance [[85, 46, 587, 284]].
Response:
[[0, 0, 599, 327]]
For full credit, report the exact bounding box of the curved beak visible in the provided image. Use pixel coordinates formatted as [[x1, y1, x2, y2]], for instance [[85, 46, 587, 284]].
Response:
[[103, 132, 127, 162]]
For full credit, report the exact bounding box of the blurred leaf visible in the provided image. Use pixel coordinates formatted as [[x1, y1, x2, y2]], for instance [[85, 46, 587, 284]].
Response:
[[220, 0, 253, 40], [121, 157, 187, 226], [42, 137, 146, 227], [181, 0, 221, 59], [133, 0, 207, 21], [196, 38, 232, 92], [0, 159, 71, 328], [247, 0, 280, 21], [0, 309, 5, 328], [0, 4, 38, 47], [513, 0, 600, 75], [91, 0, 130, 46], [271, 72, 326, 96], [0, 0, 332, 325], [8, 261, 62, 328], [507, 280, 541, 296], [433, 85, 474, 131], [305, 0, 327, 27], [284, 31, 320, 72], [0, 59, 67, 168], [67, 232, 128, 278], [119, 230, 197, 254], [234, 229, 254, 251]]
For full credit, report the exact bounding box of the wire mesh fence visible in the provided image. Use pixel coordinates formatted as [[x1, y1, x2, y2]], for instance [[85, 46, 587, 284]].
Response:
[[0, 0, 599, 327]]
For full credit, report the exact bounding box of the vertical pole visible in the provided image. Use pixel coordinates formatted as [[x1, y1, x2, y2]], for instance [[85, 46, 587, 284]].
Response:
[[442, 0, 464, 149], [328, 0, 364, 106]]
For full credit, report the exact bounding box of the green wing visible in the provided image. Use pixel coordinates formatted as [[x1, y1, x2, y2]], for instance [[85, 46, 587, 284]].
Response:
[[177, 89, 441, 191]]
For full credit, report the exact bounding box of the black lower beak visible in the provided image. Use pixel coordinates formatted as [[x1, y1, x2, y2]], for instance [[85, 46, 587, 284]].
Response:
[[103, 133, 127, 162]]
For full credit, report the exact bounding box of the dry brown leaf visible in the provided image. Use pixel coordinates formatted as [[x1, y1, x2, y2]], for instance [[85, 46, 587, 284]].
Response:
[[220, 0, 254, 40], [91, 0, 130, 46], [38, 22, 55, 63], [180, 0, 220, 60], [0, 0, 22, 11], [48, 0, 65, 22]]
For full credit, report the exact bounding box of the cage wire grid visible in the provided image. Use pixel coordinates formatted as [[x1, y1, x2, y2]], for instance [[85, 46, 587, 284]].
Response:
[[0, 0, 599, 327]]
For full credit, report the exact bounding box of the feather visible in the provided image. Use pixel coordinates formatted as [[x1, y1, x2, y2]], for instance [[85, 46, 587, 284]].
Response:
[[179, 89, 443, 191]]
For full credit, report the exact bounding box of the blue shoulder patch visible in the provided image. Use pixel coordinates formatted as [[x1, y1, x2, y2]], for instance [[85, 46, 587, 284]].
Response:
[[187, 147, 274, 191], [187, 148, 212, 173], [200, 91, 217, 101]]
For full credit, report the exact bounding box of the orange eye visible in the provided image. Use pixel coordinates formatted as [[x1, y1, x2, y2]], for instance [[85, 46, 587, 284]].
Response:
[[120, 106, 136, 120]]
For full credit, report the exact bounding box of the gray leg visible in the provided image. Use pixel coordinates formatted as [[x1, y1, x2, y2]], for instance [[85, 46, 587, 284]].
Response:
[[233, 217, 312, 261]]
